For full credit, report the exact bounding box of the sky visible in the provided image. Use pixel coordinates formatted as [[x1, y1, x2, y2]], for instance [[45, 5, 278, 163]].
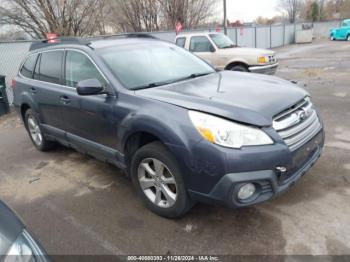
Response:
[[225, 0, 282, 22]]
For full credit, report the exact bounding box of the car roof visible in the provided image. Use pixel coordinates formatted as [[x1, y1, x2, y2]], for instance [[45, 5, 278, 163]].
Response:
[[343, 19, 350, 23]]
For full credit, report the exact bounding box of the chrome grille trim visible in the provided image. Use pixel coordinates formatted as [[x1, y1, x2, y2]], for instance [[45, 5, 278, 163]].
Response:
[[273, 98, 321, 151]]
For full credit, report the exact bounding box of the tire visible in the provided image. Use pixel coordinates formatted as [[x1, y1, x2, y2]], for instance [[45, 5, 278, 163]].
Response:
[[24, 109, 54, 151], [347, 35, 350, 41], [330, 35, 335, 41], [130, 141, 194, 218], [228, 64, 248, 72]]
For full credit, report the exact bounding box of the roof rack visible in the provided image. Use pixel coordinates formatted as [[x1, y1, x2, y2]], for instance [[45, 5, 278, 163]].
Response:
[[29, 33, 158, 51], [29, 37, 91, 51]]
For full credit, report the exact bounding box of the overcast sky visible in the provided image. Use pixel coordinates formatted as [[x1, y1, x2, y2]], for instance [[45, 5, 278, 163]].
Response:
[[225, 0, 282, 22]]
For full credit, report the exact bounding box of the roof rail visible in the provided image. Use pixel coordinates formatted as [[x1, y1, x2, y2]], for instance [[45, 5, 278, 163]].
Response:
[[98, 33, 158, 40], [29, 37, 91, 51]]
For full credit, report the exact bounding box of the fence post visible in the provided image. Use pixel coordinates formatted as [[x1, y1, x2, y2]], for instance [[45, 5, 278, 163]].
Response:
[[255, 26, 257, 48], [294, 22, 297, 44], [283, 23, 286, 46], [270, 25, 272, 48], [235, 27, 238, 46]]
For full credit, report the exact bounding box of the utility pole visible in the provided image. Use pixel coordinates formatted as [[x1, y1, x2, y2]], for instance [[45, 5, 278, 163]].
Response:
[[223, 0, 227, 35]]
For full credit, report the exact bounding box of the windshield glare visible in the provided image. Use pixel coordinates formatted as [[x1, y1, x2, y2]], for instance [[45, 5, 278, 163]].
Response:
[[98, 43, 215, 90], [209, 34, 235, 49]]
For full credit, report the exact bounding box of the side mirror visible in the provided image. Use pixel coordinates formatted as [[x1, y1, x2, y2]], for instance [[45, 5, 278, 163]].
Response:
[[209, 45, 216, 53], [77, 79, 104, 96]]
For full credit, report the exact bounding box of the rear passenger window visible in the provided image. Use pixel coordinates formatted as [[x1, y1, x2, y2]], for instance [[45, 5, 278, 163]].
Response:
[[20, 54, 38, 79], [39, 51, 64, 84], [65, 51, 106, 88], [175, 37, 186, 48]]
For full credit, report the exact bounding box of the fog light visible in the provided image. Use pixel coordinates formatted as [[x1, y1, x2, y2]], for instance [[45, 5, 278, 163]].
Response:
[[237, 183, 256, 200]]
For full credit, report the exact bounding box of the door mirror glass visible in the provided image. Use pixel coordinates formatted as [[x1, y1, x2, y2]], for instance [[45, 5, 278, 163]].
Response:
[[77, 79, 104, 96], [209, 45, 216, 53]]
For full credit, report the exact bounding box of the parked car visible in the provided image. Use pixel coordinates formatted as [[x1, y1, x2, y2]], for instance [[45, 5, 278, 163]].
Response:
[[13, 35, 324, 218], [330, 19, 350, 41], [0, 200, 49, 261], [175, 32, 278, 75]]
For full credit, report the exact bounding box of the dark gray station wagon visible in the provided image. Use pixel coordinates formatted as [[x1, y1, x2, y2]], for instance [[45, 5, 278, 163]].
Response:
[[13, 35, 324, 218]]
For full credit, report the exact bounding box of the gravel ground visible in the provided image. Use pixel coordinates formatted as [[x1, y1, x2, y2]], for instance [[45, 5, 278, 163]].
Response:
[[0, 39, 349, 256]]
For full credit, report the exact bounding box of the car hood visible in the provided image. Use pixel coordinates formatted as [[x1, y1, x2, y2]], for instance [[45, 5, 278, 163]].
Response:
[[219, 47, 275, 56], [135, 71, 308, 127], [0, 201, 24, 254]]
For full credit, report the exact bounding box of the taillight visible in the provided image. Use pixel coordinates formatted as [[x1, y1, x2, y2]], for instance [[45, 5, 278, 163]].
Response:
[[11, 79, 16, 89]]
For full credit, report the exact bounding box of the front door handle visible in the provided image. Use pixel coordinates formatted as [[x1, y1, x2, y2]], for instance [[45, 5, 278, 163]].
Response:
[[30, 87, 37, 94], [60, 95, 71, 104]]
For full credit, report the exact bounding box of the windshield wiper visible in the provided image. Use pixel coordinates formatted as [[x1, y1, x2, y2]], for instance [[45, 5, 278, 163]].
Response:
[[222, 44, 236, 49], [132, 72, 214, 90]]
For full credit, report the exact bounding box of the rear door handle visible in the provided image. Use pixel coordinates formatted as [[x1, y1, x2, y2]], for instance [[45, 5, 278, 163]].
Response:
[[60, 95, 71, 104]]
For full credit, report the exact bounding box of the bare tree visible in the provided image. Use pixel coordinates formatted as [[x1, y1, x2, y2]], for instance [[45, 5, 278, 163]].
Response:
[[111, 0, 161, 32], [278, 0, 304, 23], [159, 0, 216, 30], [0, 0, 111, 39], [110, 0, 216, 32]]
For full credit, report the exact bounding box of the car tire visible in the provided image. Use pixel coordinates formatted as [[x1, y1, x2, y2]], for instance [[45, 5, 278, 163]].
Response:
[[130, 141, 194, 218], [347, 35, 350, 41], [24, 109, 54, 151], [330, 35, 335, 41], [229, 64, 248, 72]]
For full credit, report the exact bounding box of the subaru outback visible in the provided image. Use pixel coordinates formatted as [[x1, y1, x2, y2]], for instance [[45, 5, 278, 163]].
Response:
[[13, 35, 324, 218]]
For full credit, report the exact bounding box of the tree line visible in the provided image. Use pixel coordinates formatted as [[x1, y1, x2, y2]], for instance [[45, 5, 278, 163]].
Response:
[[0, 0, 217, 39]]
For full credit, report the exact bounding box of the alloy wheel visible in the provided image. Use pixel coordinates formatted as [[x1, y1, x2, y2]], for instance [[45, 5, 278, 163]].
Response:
[[138, 158, 177, 208], [27, 116, 42, 146]]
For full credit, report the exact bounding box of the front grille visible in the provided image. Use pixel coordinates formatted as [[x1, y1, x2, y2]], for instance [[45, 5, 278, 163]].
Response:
[[273, 97, 322, 151]]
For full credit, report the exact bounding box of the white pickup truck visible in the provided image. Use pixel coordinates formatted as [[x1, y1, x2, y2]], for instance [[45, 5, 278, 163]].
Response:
[[175, 32, 278, 75]]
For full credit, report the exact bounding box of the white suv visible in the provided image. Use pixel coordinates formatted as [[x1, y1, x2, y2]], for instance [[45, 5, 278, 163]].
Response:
[[175, 32, 278, 75]]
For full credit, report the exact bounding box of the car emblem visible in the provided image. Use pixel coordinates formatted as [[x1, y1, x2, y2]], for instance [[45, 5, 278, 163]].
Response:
[[297, 110, 307, 122]]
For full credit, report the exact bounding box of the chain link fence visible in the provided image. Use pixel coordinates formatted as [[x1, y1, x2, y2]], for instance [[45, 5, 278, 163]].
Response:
[[0, 20, 341, 106]]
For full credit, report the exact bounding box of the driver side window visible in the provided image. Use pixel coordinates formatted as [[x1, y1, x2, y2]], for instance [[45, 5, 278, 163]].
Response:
[[65, 50, 107, 88], [189, 36, 214, 53]]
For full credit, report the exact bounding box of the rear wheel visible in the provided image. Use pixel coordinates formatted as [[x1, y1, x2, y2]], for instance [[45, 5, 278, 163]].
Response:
[[24, 109, 54, 151], [130, 142, 194, 218], [228, 64, 248, 72]]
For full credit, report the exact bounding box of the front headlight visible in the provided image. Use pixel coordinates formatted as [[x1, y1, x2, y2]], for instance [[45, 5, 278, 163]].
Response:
[[189, 111, 273, 149], [258, 55, 271, 64], [5, 230, 46, 262]]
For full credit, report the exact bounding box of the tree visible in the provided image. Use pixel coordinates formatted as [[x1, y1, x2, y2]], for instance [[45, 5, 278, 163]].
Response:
[[311, 1, 320, 21], [0, 0, 111, 39], [110, 0, 217, 32], [278, 0, 304, 23]]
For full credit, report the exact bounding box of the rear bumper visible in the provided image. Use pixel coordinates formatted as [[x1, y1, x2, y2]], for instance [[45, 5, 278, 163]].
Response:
[[249, 63, 279, 75], [188, 128, 324, 208]]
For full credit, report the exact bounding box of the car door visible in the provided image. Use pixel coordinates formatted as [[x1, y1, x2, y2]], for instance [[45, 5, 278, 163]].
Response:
[[189, 36, 217, 65], [59, 49, 121, 163], [30, 50, 67, 142], [340, 21, 348, 39]]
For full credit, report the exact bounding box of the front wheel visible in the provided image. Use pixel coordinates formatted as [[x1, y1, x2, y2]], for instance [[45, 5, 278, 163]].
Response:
[[130, 142, 194, 218], [330, 35, 335, 41], [347, 35, 350, 41], [228, 64, 248, 72]]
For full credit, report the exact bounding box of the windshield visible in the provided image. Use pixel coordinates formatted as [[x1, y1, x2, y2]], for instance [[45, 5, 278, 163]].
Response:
[[98, 43, 215, 90], [209, 34, 236, 49]]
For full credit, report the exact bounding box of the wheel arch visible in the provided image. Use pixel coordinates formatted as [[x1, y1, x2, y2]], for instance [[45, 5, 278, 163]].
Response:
[[225, 60, 249, 71]]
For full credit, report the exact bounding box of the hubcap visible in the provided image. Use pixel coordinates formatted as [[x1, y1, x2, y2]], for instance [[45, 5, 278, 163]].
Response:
[[138, 158, 177, 208], [27, 116, 42, 146]]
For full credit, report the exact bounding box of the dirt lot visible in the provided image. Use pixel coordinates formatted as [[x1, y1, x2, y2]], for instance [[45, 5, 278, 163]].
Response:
[[0, 40, 349, 256]]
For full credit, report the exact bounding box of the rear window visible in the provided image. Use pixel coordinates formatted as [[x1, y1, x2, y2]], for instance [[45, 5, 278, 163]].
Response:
[[39, 51, 64, 84], [175, 37, 186, 48], [20, 54, 38, 79]]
